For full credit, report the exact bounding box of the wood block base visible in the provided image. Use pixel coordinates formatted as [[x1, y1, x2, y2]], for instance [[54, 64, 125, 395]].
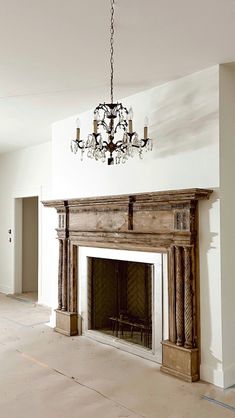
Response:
[[161, 340, 199, 382], [55, 309, 78, 336]]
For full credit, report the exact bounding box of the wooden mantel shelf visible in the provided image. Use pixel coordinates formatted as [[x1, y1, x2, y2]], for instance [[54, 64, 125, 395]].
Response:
[[42, 188, 212, 208], [42, 188, 213, 383]]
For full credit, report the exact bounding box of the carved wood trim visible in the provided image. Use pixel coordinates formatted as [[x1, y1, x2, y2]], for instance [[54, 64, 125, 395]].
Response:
[[58, 239, 63, 310], [184, 246, 193, 349], [128, 196, 134, 230], [70, 244, 78, 313], [175, 246, 184, 346], [62, 239, 68, 311], [168, 245, 176, 343]]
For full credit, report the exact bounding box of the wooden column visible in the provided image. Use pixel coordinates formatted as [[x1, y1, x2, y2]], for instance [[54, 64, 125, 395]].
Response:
[[58, 239, 63, 310], [184, 246, 193, 349], [70, 244, 78, 313], [162, 242, 198, 382], [168, 246, 176, 344], [175, 246, 184, 346], [55, 239, 78, 336], [62, 239, 68, 311], [55, 205, 78, 336]]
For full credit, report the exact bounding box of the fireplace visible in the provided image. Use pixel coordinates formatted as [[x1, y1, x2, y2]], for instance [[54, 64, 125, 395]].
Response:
[[43, 188, 213, 382], [78, 246, 167, 363]]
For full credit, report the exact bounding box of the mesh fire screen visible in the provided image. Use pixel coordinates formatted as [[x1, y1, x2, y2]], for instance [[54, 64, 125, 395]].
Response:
[[89, 258, 153, 349]]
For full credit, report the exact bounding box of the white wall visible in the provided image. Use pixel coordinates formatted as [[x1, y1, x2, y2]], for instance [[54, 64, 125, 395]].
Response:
[[219, 64, 235, 388], [0, 65, 228, 388], [0, 142, 57, 307], [52, 66, 219, 198], [51, 66, 223, 386]]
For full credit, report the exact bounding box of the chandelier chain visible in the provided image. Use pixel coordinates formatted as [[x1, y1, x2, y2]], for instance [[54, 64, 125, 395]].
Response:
[[110, 0, 115, 104], [71, 0, 152, 165]]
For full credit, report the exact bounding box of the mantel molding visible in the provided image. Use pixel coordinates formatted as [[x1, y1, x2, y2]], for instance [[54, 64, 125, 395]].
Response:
[[43, 188, 213, 383], [42, 188, 212, 209]]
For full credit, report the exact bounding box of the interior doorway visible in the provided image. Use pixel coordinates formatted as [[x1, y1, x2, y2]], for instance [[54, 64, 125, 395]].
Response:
[[22, 196, 38, 299], [14, 196, 38, 302]]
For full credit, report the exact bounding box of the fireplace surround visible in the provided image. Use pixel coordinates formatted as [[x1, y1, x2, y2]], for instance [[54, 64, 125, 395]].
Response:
[[77, 246, 167, 364], [43, 188, 212, 382]]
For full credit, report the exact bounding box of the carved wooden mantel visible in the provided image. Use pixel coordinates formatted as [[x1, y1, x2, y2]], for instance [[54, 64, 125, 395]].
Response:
[[43, 188, 212, 383]]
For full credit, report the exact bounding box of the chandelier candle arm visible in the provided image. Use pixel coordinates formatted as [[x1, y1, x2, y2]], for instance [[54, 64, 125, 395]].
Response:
[[70, 0, 154, 165]]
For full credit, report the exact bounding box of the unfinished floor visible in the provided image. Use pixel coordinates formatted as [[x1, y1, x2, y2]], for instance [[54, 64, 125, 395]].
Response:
[[1, 294, 235, 418]]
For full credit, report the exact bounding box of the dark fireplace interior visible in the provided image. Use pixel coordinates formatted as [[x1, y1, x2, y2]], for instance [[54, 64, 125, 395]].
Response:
[[88, 257, 153, 349]]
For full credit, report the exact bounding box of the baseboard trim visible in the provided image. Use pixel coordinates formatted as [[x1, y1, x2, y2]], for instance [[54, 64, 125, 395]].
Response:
[[0, 284, 13, 294], [223, 363, 235, 389], [200, 362, 235, 389], [200, 363, 224, 388]]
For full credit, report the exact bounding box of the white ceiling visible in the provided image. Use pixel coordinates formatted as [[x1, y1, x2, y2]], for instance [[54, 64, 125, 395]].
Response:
[[0, 0, 235, 153]]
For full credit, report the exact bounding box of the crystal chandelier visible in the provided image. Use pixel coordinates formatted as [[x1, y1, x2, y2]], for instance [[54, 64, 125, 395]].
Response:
[[71, 0, 153, 165]]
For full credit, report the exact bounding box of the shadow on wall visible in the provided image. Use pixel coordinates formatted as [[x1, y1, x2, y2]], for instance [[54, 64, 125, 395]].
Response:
[[149, 81, 218, 158], [199, 189, 222, 382]]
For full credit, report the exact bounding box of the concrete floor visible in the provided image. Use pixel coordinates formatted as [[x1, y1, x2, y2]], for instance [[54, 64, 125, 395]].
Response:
[[8, 291, 38, 303], [1, 294, 235, 418]]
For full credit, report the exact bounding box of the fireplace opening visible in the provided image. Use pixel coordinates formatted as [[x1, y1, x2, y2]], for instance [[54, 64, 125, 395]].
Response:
[[88, 257, 153, 350]]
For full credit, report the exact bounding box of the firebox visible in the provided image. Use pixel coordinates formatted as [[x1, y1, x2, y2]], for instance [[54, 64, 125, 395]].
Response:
[[88, 258, 152, 349]]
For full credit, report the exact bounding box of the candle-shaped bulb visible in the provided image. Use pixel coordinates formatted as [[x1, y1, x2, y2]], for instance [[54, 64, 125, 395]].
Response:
[[144, 116, 149, 127], [76, 118, 80, 140], [128, 107, 133, 133], [128, 107, 134, 120], [76, 118, 80, 128], [144, 116, 149, 140], [93, 113, 98, 134]]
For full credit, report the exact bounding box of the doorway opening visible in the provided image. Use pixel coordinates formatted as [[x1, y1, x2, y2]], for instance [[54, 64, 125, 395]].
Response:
[[14, 196, 38, 302]]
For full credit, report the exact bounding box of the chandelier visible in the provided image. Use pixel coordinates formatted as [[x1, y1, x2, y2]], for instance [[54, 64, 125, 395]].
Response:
[[71, 0, 153, 165]]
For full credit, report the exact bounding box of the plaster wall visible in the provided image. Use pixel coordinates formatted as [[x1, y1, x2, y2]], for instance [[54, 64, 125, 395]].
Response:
[[0, 142, 57, 307], [219, 64, 235, 388], [51, 66, 222, 386], [0, 65, 225, 387]]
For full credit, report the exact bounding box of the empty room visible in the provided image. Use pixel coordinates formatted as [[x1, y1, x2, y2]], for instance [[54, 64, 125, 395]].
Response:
[[1, 1, 235, 417]]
